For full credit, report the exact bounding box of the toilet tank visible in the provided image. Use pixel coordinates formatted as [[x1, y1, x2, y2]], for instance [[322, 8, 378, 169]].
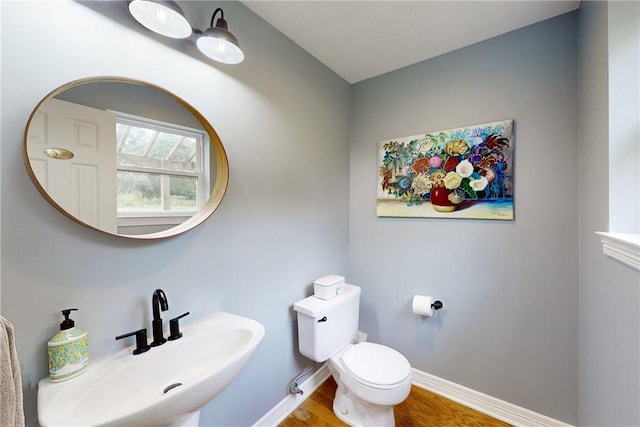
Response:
[[293, 284, 361, 362]]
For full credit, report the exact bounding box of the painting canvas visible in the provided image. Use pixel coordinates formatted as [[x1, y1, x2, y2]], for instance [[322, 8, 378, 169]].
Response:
[[377, 119, 514, 220]]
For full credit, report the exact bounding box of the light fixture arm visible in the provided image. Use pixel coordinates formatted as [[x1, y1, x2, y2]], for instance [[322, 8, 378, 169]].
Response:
[[210, 8, 230, 32], [211, 8, 224, 28]]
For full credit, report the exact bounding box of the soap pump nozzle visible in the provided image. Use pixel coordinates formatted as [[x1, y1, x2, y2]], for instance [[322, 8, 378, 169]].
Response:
[[60, 308, 78, 330]]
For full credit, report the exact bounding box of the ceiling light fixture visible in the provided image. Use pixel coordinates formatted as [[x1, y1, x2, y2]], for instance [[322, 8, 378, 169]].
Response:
[[128, 3, 244, 65], [128, 0, 192, 39], [196, 8, 245, 65]]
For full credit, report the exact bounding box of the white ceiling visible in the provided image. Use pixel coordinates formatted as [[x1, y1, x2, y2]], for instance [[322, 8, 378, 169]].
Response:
[[240, 1, 580, 83]]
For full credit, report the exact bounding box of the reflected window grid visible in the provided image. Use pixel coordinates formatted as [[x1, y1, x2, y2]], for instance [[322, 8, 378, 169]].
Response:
[[115, 116, 204, 214]]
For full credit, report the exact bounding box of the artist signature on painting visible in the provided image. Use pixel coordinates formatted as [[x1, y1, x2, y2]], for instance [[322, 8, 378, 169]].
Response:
[[491, 210, 510, 217]]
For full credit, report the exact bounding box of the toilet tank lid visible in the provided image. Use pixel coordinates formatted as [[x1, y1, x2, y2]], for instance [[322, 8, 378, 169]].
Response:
[[294, 284, 361, 317]]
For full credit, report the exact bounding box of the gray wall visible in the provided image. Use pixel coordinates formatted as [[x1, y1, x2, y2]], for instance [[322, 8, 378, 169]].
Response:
[[348, 13, 579, 424], [578, 2, 640, 426], [1, 1, 350, 426]]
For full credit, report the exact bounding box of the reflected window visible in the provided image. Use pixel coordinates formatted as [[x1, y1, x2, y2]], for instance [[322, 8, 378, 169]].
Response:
[[115, 112, 209, 225]]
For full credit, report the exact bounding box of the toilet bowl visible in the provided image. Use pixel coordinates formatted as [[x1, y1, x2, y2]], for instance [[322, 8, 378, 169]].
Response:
[[293, 283, 412, 426], [328, 342, 412, 426]]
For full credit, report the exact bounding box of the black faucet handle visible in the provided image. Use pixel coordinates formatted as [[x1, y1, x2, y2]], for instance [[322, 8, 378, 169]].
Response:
[[168, 312, 190, 341], [115, 328, 151, 355]]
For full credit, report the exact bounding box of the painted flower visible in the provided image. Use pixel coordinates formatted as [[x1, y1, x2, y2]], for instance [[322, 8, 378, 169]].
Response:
[[430, 170, 446, 187], [477, 154, 498, 169], [444, 139, 469, 156], [412, 158, 430, 174], [448, 189, 465, 204], [469, 154, 482, 163], [480, 167, 496, 183], [470, 176, 489, 192], [470, 128, 484, 146], [411, 174, 432, 196], [419, 140, 434, 155], [444, 156, 460, 171], [444, 171, 462, 190], [455, 159, 474, 178], [428, 156, 442, 168], [397, 176, 412, 191]]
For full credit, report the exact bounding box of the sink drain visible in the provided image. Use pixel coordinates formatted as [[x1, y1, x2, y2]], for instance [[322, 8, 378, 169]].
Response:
[[163, 382, 183, 394]]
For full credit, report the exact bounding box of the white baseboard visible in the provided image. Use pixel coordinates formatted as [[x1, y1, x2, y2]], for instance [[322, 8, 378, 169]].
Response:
[[411, 369, 574, 427], [252, 365, 331, 427], [253, 365, 574, 427]]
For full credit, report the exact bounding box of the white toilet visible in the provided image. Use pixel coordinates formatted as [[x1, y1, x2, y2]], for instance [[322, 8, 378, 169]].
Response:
[[294, 284, 412, 427]]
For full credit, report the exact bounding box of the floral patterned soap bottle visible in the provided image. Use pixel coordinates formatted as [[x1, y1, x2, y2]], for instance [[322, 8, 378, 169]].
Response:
[[47, 308, 89, 382]]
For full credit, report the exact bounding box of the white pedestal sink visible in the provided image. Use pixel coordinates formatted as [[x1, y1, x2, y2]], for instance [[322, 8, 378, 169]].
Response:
[[38, 312, 265, 426]]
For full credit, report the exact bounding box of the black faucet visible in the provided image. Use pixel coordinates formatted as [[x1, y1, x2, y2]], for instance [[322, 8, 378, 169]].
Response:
[[151, 289, 169, 347]]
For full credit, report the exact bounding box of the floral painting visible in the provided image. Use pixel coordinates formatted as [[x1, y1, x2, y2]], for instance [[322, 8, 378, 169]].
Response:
[[377, 119, 514, 220]]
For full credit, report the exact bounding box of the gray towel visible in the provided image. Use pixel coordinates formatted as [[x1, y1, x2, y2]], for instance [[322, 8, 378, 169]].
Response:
[[0, 316, 25, 427]]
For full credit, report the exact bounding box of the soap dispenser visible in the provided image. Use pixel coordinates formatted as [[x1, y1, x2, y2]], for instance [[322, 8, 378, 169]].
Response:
[[47, 308, 89, 382]]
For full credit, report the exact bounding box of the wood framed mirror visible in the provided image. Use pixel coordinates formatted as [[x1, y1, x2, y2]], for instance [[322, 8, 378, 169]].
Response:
[[23, 76, 229, 239]]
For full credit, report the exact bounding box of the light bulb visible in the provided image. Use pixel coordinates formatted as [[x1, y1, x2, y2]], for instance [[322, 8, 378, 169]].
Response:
[[128, 0, 192, 39]]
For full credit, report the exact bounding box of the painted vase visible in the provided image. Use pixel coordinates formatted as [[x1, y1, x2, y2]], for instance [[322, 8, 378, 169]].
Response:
[[430, 187, 456, 212]]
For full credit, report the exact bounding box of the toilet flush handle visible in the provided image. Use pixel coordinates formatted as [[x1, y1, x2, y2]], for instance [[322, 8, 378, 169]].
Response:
[[317, 316, 327, 323]]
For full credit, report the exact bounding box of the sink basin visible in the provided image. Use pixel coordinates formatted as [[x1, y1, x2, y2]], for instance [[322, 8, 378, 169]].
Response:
[[38, 312, 265, 426]]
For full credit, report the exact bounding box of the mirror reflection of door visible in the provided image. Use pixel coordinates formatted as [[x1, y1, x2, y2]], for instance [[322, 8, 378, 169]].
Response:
[[24, 77, 230, 240], [26, 98, 117, 232]]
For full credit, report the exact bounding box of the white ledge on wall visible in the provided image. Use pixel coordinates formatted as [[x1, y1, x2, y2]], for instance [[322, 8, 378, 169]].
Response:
[[595, 232, 640, 272]]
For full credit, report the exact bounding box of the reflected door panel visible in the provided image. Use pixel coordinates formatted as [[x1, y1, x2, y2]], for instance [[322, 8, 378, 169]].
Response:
[[27, 98, 117, 232]]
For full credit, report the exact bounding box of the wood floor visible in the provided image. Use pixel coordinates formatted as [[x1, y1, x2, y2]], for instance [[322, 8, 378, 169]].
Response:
[[279, 377, 512, 427]]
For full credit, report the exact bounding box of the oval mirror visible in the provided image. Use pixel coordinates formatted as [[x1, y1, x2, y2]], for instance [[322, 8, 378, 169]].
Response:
[[23, 77, 229, 239]]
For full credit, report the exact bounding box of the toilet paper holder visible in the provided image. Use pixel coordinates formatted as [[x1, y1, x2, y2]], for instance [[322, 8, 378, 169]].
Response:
[[412, 295, 444, 317]]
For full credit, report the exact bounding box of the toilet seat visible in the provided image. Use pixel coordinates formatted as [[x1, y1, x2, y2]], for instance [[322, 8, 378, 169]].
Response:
[[342, 342, 411, 390]]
